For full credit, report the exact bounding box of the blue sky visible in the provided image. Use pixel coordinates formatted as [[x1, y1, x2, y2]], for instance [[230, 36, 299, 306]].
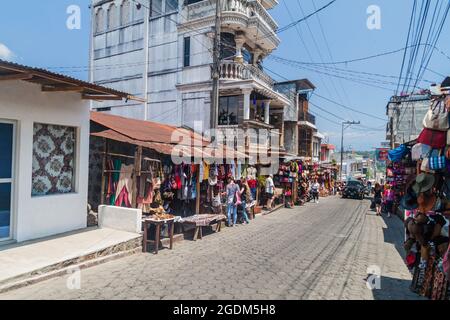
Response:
[[1, 0, 449, 151]]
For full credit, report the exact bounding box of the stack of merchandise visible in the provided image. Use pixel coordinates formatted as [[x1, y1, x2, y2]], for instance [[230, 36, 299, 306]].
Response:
[[400, 87, 450, 300]]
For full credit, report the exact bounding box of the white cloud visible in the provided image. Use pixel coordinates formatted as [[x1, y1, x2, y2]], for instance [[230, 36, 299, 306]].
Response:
[[0, 43, 15, 61]]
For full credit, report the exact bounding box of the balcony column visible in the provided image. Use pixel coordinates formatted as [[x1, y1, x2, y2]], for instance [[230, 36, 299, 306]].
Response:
[[234, 33, 246, 64], [243, 88, 252, 121], [253, 48, 262, 66], [264, 100, 271, 124]]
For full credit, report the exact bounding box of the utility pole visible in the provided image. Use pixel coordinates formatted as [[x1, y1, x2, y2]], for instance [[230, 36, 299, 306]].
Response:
[[340, 121, 360, 182], [211, 0, 221, 133], [142, 0, 152, 120]]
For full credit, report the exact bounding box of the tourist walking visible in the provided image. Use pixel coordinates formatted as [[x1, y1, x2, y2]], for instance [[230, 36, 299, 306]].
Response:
[[226, 177, 240, 227]]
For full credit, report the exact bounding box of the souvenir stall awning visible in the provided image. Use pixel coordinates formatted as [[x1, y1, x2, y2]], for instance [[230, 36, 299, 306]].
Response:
[[91, 112, 246, 159]]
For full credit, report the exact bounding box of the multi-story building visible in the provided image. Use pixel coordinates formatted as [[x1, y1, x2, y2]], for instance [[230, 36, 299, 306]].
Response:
[[385, 92, 430, 148], [273, 79, 316, 157], [320, 143, 335, 163], [90, 0, 292, 154]]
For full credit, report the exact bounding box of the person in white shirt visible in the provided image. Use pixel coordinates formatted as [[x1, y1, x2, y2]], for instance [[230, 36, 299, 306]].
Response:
[[311, 179, 320, 204], [265, 175, 275, 210]]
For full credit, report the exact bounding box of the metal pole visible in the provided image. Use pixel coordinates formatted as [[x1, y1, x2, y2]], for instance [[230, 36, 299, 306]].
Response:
[[340, 121, 361, 182], [211, 0, 221, 132], [340, 122, 344, 182], [143, 0, 151, 120]]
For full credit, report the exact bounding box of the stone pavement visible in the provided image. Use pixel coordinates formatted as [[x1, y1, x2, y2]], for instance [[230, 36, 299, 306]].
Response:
[[0, 196, 423, 300]]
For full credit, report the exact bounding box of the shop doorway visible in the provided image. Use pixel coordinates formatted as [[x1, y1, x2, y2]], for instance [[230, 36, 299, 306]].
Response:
[[0, 121, 14, 241]]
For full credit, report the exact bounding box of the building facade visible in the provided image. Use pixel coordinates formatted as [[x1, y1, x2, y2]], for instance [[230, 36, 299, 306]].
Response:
[[386, 93, 430, 147], [0, 60, 132, 243], [90, 0, 293, 154]]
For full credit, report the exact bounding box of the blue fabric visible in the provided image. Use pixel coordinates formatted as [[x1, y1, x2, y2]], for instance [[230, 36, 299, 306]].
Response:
[[388, 144, 408, 162], [429, 156, 446, 170]]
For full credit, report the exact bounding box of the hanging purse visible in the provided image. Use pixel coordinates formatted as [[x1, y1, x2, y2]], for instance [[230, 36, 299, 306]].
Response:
[[428, 149, 447, 171], [423, 97, 449, 131], [411, 143, 432, 161], [417, 128, 446, 149]]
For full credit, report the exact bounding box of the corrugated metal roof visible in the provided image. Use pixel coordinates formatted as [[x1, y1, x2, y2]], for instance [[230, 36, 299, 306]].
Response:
[[90, 112, 246, 159], [91, 111, 208, 146], [0, 59, 143, 102]]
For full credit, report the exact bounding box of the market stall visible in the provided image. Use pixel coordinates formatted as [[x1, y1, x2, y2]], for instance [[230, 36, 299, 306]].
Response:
[[392, 89, 450, 300], [88, 112, 245, 245]]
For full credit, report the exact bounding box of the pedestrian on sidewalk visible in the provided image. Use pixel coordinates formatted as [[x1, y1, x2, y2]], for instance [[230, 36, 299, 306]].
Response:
[[311, 179, 320, 204], [373, 183, 383, 216], [264, 175, 275, 210], [238, 177, 251, 225], [383, 184, 394, 218], [226, 177, 240, 227]]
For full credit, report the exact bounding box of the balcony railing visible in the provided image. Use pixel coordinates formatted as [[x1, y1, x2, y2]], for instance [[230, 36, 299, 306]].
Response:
[[220, 61, 275, 87], [298, 112, 316, 125], [186, 0, 278, 33]]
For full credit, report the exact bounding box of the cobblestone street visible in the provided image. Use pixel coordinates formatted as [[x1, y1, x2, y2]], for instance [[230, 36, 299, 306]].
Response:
[[0, 196, 422, 300]]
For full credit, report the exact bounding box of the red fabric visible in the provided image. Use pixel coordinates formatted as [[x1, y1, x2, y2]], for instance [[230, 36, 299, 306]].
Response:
[[247, 180, 257, 188], [175, 176, 182, 190], [417, 128, 446, 149], [115, 186, 131, 207]]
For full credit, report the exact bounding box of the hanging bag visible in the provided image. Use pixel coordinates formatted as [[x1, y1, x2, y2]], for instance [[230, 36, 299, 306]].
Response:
[[388, 144, 408, 162], [443, 244, 450, 278], [411, 143, 432, 161], [428, 149, 447, 171], [423, 97, 449, 131], [417, 128, 446, 149]]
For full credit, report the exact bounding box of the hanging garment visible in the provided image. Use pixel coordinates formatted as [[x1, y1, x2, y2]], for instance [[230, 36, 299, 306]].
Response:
[[114, 164, 134, 207], [115, 186, 131, 208], [203, 162, 210, 180]]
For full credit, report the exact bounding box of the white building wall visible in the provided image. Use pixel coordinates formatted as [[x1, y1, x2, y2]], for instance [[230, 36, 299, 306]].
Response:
[[0, 81, 89, 242]]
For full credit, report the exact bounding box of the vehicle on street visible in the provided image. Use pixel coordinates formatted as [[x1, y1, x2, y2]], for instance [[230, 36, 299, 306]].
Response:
[[342, 180, 365, 200]]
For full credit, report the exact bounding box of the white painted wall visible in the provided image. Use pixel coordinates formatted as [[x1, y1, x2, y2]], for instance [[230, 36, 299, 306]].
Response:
[[98, 205, 142, 234], [0, 80, 89, 242]]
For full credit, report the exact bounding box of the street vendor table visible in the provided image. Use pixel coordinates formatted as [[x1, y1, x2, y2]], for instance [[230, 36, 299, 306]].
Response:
[[142, 218, 175, 254], [180, 214, 227, 241]]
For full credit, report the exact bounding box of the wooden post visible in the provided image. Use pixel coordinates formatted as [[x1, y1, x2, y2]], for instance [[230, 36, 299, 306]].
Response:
[[100, 138, 108, 206], [196, 164, 201, 214], [132, 146, 142, 208]]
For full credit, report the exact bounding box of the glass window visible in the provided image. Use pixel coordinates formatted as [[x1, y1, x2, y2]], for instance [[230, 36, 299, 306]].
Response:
[[0, 123, 13, 179], [152, 0, 163, 15], [219, 96, 239, 126], [184, 37, 191, 67], [32, 124, 76, 197], [0, 183, 11, 240], [121, 0, 131, 25], [165, 0, 178, 12], [220, 33, 236, 60], [96, 8, 105, 33], [107, 4, 118, 29]]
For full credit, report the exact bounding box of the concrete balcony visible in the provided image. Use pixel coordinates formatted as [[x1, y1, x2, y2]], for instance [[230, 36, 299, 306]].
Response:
[[298, 112, 317, 129], [182, 0, 280, 51], [220, 61, 275, 88]]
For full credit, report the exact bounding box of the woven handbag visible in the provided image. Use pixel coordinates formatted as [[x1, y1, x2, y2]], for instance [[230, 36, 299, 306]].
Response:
[[423, 97, 449, 131], [429, 150, 447, 171], [418, 128, 446, 149]]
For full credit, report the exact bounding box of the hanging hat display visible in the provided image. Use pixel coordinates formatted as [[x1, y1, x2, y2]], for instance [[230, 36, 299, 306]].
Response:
[[412, 173, 435, 194]]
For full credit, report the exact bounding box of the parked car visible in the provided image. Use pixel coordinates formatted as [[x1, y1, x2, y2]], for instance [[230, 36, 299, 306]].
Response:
[[342, 180, 365, 200]]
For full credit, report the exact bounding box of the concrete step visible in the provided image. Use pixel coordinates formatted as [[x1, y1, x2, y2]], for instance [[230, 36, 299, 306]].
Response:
[[0, 231, 142, 294]]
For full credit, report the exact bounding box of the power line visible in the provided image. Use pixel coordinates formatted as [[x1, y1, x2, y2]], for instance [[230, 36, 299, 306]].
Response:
[[313, 93, 386, 122], [276, 0, 338, 34]]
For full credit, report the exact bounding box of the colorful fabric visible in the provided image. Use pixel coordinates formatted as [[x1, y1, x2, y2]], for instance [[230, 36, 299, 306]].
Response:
[[180, 214, 227, 227], [32, 123, 75, 196]]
